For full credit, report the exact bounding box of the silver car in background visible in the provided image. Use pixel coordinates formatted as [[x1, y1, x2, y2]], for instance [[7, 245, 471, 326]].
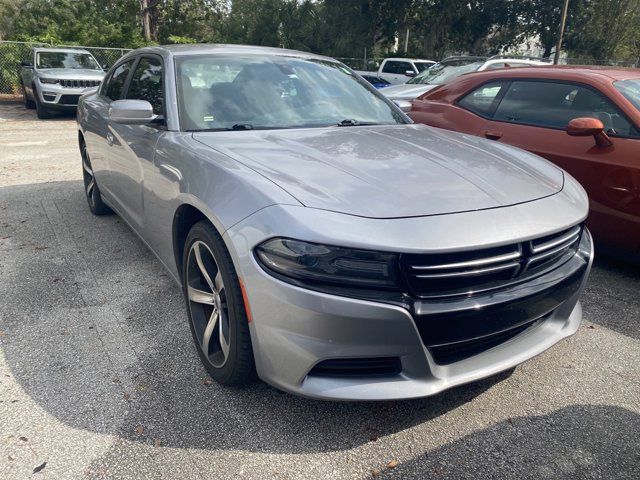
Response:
[[381, 55, 549, 102], [77, 44, 593, 401], [21, 47, 105, 118]]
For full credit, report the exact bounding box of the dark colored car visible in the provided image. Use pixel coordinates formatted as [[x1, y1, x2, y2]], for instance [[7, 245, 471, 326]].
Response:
[[409, 66, 640, 254]]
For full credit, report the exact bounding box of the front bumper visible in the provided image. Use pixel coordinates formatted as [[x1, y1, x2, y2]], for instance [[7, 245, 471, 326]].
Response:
[[37, 82, 99, 109], [234, 229, 593, 401]]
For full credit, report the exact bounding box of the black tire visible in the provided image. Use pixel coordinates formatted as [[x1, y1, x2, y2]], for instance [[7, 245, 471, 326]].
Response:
[[80, 141, 112, 216], [183, 221, 255, 386], [22, 82, 35, 109], [34, 85, 52, 119]]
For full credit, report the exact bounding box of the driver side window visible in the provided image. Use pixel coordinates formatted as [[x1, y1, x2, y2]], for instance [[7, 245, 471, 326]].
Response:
[[126, 56, 164, 115]]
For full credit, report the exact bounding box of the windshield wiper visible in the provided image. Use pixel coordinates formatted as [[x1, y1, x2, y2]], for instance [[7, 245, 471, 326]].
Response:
[[336, 119, 385, 127]]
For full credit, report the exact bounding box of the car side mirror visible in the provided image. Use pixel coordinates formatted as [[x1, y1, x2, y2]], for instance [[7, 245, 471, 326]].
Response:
[[405, 70, 417, 77], [566, 117, 613, 147], [109, 99, 157, 124], [102, 64, 109, 70], [393, 99, 412, 113], [21, 61, 33, 68]]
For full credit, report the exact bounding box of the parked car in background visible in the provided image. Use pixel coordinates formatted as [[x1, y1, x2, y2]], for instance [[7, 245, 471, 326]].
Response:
[[356, 57, 436, 85], [20, 47, 105, 119], [360, 74, 391, 89], [409, 66, 640, 254], [381, 55, 549, 101], [77, 44, 592, 400]]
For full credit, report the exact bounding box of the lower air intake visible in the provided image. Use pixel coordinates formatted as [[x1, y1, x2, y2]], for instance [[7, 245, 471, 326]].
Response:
[[308, 357, 402, 377]]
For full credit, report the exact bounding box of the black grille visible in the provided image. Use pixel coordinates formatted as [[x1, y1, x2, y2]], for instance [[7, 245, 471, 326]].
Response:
[[429, 317, 543, 365], [308, 357, 401, 377], [402, 225, 582, 298], [59, 79, 101, 88], [59, 95, 81, 105]]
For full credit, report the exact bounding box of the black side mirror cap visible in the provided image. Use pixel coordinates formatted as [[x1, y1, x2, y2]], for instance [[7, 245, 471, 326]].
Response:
[[21, 61, 33, 68]]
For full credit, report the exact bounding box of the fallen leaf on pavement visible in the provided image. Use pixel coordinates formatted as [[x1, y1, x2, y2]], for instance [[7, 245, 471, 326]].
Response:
[[203, 378, 213, 385], [33, 462, 46, 474], [154, 438, 162, 447], [371, 468, 380, 477], [123, 392, 131, 401], [19, 436, 28, 442], [134, 425, 144, 435], [386, 460, 398, 469]]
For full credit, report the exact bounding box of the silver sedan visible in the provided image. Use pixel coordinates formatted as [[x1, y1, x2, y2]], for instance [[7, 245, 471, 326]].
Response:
[[77, 44, 593, 401]]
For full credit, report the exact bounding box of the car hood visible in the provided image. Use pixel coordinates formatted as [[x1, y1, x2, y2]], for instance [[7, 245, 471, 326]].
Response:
[[193, 124, 563, 219], [36, 68, 105, 79], [380, 83, 438, 100]]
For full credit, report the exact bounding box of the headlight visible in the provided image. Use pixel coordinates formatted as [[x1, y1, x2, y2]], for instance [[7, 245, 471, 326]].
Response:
[[39, 78, 58, 84], [255, 238, 400, 289]]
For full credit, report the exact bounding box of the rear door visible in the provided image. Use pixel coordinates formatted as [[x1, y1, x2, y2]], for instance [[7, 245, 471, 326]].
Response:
[[480, 80, 640, 250]]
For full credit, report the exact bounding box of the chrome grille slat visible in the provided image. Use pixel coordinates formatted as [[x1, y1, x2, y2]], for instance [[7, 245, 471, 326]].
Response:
[[411, 249, 521, 271], [415, 261, 520, 279], [528, 237, 579, 264], [402, 225, 583, 298], [531, 226, 581, 254]]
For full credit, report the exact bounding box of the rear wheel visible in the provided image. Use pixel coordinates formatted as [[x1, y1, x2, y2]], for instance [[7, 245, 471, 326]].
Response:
[[183, 221, 255, 386], [81, 141, 112, 216], [34, 85, 52, 119], [22, 82, 35, 109]]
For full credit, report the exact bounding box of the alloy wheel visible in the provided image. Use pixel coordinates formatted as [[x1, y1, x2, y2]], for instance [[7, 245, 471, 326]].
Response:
[[186, 240, 231, 368], [81, 144, 96, 207]]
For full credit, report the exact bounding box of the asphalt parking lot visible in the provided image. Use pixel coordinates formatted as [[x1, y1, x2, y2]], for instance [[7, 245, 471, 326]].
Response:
[[0, 102, 639, 479]]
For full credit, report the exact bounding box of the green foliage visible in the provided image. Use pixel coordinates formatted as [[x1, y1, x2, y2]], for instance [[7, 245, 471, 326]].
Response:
[[0, 0, 638, 65]]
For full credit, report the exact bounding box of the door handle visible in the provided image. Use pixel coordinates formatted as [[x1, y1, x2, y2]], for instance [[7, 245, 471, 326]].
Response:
[[106, 132, 114, 146], [484, 130, 503, 140]]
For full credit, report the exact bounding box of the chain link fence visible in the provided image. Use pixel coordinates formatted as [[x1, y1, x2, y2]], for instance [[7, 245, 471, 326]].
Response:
[[0, 40, 131, 96]]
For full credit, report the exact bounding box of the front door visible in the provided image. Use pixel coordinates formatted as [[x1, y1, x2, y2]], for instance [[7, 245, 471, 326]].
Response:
[[105, 55, 165, 231], [480, 80, 640, 250]]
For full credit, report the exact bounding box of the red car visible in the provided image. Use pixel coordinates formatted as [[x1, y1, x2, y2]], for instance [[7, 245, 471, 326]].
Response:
[[409, 66, 640, 254]]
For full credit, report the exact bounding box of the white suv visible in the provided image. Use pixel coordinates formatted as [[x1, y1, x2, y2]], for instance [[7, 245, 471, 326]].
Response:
[[381, 55, 549, 101]]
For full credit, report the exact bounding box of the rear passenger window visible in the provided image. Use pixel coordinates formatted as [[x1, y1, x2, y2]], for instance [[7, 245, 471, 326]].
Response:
[[104, 60, 134, 101], [493, 80, 639, 137], [458, 81, 508, 117]]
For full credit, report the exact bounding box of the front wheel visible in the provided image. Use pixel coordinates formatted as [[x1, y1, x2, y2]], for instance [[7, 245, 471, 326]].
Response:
[[183, 221, 255, 386], [34, 86, 52, 119], [81, 142, 112, 216], [22, 82, 35, 109]]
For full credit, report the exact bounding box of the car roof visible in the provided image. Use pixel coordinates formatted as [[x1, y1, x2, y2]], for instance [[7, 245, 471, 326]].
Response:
[[461, 65, 640, 82], [33, 47, 92, 55], [385, 57, 435, 63], [482, 58, 549, 66], [129, 43, 337, 62]]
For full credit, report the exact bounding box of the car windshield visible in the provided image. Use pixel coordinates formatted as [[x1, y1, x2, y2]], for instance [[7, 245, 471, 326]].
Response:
[[175, 55, 407, 131], [415, 62, 434, 72], [36, 51, 101, 70], [407, 60, 485, 85], [614, 79, 640, 112]]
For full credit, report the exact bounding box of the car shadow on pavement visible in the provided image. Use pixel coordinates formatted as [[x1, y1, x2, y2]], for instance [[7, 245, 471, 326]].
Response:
[[1, 180, 638, 462], [374, 404, 640, 479], [0, 180, 514, 457]]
